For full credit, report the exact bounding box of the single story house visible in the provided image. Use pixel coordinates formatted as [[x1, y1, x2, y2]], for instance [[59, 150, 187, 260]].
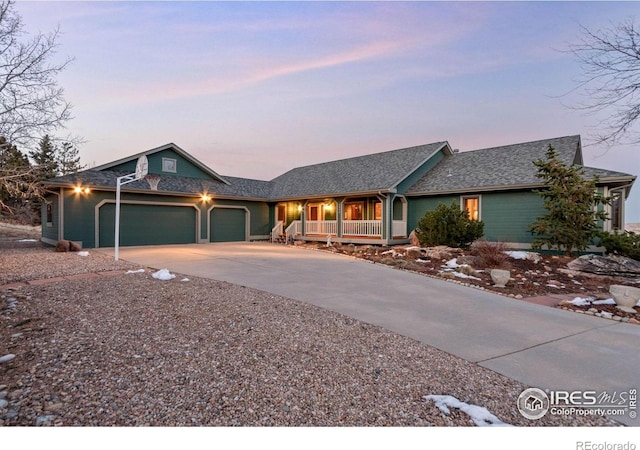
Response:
[[40, 135, 635, 249]]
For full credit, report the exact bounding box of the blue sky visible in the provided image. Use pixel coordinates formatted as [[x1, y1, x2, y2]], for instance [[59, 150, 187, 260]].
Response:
[[15, 1, 640, 221]]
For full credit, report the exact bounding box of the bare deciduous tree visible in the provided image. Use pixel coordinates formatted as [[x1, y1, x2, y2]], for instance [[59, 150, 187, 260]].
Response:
[[570, 18, 640, 146], [0, 0, 76, 219], [0, 0, 73, 147]]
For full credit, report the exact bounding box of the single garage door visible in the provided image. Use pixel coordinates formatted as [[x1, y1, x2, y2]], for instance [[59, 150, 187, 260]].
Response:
[[99, 203, 197, 247], [210, 207, 247, 242]]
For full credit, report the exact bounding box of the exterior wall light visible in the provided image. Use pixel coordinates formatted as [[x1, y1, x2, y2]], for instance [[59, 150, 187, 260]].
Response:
[[201, 194, 212, 202], [74, 186, 91, 194]]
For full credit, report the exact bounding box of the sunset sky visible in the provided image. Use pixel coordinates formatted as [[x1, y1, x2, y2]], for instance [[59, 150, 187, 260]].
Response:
[[15, 1, 640, 221]]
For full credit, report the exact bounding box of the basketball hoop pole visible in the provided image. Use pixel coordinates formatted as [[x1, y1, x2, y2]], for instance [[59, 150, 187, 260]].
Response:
[[114, 156, 148, 261]]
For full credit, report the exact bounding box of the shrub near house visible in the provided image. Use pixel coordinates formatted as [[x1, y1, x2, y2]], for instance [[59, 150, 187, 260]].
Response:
[[417, 201, 484, 249]]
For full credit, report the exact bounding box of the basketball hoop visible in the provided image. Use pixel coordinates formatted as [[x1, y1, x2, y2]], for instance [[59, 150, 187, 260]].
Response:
[[135, 155, 149, 179], [114, 154, 150, 261], [145, 174, 161, 190]]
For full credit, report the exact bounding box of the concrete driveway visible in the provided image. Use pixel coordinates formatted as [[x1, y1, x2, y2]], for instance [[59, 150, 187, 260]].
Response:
[[101, 242, 640, 425]]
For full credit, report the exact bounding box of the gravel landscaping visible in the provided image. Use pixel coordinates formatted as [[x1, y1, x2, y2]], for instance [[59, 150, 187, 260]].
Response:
[[0, 235, 621, 426]]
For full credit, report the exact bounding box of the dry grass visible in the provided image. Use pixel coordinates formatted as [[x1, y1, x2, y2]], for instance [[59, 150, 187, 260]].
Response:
[[470, 240, 511, 270]]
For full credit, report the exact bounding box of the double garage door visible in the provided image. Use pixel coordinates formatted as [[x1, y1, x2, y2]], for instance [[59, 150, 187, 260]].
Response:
[[98, 203, 247, 247]]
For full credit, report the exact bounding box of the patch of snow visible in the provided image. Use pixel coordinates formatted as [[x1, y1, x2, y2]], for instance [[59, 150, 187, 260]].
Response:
[[125, 269, 145, 274], [152, 269, 175, 281], [570, 297, 593, 306], [17, 239, 37, 242], [416, 258, 430, 264], [505, 251, 529, 260], [444, 258, 462, 268], [180, 278, 190, 282], [424, 394, 511, 427], [454, 271, 481, 281], [593, 298, 616, 305], [404, 246, 421, 251], [441, 270, 481, 281], [77, 251, 89, 257], [546, 284, 560, 288]]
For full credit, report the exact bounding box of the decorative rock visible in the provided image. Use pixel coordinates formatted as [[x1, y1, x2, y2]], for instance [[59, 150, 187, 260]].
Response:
[[629, 318, 640, 325], [0, 354, 16, 364], [69, 241, 82, 251], [0, 399, 7, 408], [568, 254, 640, 278]]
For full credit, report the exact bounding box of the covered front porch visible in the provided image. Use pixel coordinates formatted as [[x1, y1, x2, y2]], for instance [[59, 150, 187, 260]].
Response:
[[271, 195, 410, 245]]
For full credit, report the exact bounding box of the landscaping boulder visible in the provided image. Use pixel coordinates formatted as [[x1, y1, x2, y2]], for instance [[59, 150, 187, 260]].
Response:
[[567, 254, 640, 278], [69, 241, 82, 252], [55, 240, 70, 252]]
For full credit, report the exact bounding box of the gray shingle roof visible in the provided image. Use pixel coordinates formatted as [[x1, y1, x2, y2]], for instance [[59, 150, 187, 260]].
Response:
[[405, 135, 605, 195], [268, 142, 448, 199], [44, 135, 635, 200], [45, 170, 271, 200]]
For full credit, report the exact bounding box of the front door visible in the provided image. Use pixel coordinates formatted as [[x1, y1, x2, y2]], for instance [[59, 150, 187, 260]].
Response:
[[277, 204, 286, 224]]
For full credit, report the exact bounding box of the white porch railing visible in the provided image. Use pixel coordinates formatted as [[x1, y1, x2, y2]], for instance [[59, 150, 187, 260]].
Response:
[[342, 220, 382, 237], [306, 220, 337, 235], [285, 220, 301, 241], [392, 220, 407, 237], [271, 221, 284, 242]]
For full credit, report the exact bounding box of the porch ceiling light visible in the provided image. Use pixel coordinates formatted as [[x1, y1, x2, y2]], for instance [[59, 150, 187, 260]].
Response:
[[201, 194, 212, 202]]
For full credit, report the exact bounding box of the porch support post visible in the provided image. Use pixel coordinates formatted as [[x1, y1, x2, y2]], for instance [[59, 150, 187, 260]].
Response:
[[301, 200, 309, 237], [377, 192, 390, 244], [337, 197, 345, 238]]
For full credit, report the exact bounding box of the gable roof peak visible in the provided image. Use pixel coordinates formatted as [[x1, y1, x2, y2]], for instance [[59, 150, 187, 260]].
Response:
[[92, 143, 230, 185]]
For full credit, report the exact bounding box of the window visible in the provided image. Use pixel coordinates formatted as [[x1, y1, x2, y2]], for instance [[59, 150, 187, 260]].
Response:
[[162, 157, 177, 173], [374, 202, 382, 220], [46, 203, 53, 226], [344, 202, 364, 220], [461, 196, 480, 221], [611, 193, 623, 231]]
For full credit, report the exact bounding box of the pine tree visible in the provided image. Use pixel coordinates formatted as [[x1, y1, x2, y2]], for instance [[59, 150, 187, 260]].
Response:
[[528, 145, 609, 256], [29, 135, 58, 179], [57, 141, 84, 175]]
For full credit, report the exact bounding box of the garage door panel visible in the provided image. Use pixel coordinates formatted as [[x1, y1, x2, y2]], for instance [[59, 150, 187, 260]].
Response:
[[99, 203, 196, 247], [210, 208, 246, 242]]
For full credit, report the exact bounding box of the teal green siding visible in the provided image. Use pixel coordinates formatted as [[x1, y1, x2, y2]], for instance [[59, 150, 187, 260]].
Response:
[[408, 190, 546, 244], [58, 188, 270, 248], [210, 208, 246, 242], [99, 203, 197, 247], [481, 191, 545, 243], [110, 149, 216, 180], [408, 195, 457, 232]]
